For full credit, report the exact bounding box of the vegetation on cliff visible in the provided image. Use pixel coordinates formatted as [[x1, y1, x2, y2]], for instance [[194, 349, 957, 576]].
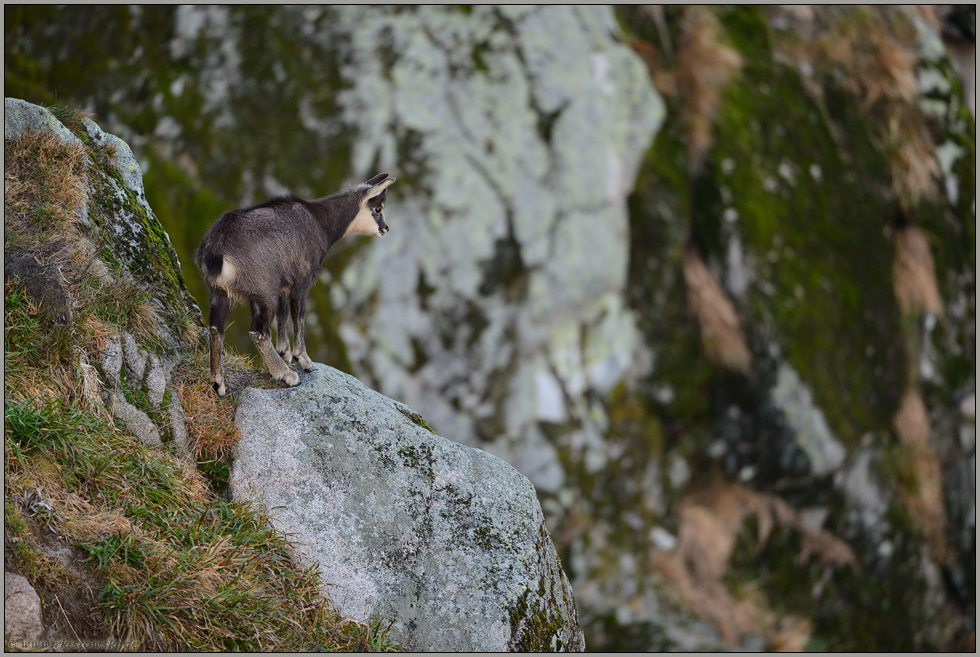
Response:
[[4, 107, 397, 651]]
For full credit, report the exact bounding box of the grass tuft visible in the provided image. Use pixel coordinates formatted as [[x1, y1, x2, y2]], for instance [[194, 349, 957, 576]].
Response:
[[47, 105, 93, 139]]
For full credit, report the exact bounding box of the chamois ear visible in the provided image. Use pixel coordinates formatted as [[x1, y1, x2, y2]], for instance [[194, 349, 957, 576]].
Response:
[[364, 174, 396, 200]]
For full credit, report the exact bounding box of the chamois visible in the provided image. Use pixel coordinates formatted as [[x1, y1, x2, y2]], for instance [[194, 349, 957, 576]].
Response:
[[196, 173, 395, 396]]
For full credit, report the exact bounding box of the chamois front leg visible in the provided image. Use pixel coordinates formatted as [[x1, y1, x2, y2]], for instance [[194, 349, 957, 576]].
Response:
[[208, 292, 231, 396], [290, 292, 315, 372], [275, 291, 292, 363], [249, 299, 300, 387]]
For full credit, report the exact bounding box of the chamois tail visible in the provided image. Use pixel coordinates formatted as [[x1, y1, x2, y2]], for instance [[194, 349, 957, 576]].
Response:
[[200, 250, 224, 278]]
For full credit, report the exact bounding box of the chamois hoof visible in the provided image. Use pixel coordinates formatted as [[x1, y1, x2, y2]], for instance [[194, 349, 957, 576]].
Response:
[[283, 370, 300, 387], [296, 355, 314, 372], [278, 350, 292, 364], [212, 381, 227, 397]]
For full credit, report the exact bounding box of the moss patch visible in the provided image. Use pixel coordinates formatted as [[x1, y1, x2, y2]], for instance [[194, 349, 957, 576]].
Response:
[[396, 405, 437, 434], [508, 586, 566, 652]]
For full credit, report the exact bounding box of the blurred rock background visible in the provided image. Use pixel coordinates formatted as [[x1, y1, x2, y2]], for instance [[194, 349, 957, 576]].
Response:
[[6, 5, 974, 651]]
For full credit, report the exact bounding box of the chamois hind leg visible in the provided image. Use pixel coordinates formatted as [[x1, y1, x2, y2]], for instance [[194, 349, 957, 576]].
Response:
[[208, 291, 231, 396], [249, 297, 300, 387], [275, 291, 292, 363], [289, 289, 315, 372]]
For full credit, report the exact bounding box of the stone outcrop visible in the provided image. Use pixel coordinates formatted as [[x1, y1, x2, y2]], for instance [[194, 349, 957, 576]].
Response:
[[231, 364, 584, 652], [4, 572, 44, 649]]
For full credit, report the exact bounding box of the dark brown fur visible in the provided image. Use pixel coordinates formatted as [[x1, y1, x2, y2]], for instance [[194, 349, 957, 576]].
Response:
[[196, 173, 395, 395]]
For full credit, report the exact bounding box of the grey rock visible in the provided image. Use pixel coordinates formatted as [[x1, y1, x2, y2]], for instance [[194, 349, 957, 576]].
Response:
[[4, 572, 44, 647], [167, 389, 190, 456], [336, 5, 662, 451], [82, 117, 150, 204], [100, 334, 123, 388], [110, 391, 161, 448], [231, 364, 584, 652], [4, 97, 82, 145], [771, 363, 847, 476], [836, 450, 890, 541], [122, 332, 147, 384], [145, 355, 167, 408]]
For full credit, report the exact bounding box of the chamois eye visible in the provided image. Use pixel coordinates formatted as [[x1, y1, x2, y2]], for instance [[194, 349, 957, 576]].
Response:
[[373, 206, 383, 215]]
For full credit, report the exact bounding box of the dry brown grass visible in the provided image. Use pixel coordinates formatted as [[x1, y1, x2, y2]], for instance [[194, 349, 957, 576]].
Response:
[[683, 249, 752, 375], [170, 347, 264, 455], [892, 225, 944, 317], [676, 6, 743, 166], [819, 15, 918, 109], [652, 480, 856, 647], [891, 388, 951, 565], [636, 5, 742, 169], [886, 113, 941, 209], [4, 131, 87, 239], [768, 6, 940, 210], [174, 380, 240, 455]]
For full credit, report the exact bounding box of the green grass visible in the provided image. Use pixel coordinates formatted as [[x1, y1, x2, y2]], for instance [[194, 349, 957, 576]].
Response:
[[47, 104, 92, 138]]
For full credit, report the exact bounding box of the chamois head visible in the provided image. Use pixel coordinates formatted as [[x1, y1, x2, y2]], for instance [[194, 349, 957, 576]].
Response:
[[345, 172, 396, 238]]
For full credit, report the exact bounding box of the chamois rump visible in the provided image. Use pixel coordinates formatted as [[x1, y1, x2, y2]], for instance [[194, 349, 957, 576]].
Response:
[[196, 173, 395, 396]]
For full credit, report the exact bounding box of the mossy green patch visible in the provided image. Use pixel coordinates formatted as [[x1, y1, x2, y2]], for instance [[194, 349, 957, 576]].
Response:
[[84, 153, 202, 352], [715, 59, 906, 443], [396, 406, 436, 434], [508, 586, 567, 652]]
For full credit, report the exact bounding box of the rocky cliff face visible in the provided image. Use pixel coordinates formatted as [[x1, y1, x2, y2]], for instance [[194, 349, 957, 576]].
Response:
[[6, 5, 974, 650]]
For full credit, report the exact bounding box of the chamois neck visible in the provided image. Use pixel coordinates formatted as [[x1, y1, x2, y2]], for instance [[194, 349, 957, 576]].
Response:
[[309, 192, 359, 247]]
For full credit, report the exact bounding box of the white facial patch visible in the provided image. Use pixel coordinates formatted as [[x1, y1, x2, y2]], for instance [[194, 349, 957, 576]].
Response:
[[345, 202, 383, 236], [345, 176, 394, 237]]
